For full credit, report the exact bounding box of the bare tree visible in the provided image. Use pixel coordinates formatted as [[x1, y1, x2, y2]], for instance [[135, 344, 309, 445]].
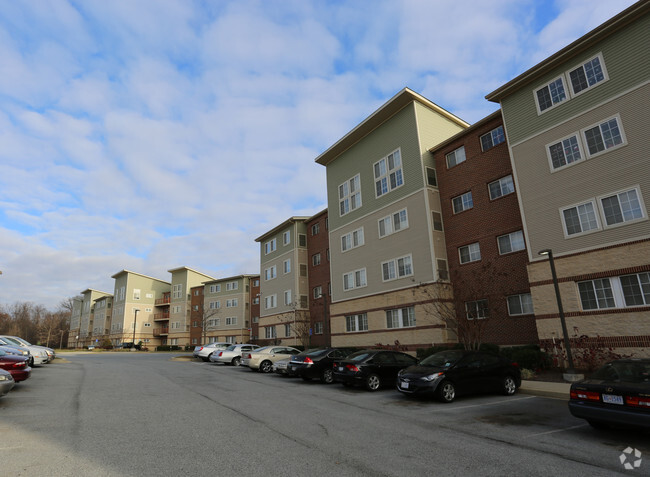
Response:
[[277, 300, 311, 348]]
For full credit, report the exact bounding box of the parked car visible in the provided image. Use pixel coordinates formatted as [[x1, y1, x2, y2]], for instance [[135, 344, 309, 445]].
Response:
[[0, 349, 31, 382], [333, 349, 418, 391], [0, 338, 33, 366], [192, 342, 231, 362], [272, 357, 293, 376], [245, 346, 301, 373], [209, 344, 260, 366], [290, 347, 358, 384], [241, 346, 269, 368], [568, 358, 650, 429], [4, 336, 56, 361], [0, 369, 15, 397], [396, 349, 521, 402], [0, 336, 49, 365]]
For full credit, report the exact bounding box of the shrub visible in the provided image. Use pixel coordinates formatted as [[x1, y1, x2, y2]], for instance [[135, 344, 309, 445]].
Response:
[[500, 345, 550, 370]]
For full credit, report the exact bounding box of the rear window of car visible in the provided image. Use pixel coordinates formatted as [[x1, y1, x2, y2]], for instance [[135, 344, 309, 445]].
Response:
[[347, 351, 372, 362], [592, 361, 650, 383]]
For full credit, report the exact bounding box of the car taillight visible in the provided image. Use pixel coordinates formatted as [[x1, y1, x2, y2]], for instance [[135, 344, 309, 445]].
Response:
[[570, 390, 600, 401], [304, 357, 313, 365], [13, 362, 25, 368], [346, 364, 359, 372], [625, 396, 650, 407], [511, 362, 519, 368], [199, 347, 204, 351], [218, 352, 223, 356], [245, 354, 250, 359]]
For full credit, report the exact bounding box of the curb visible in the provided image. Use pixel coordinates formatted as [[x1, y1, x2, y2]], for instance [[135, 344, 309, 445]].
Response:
[[519, 380, 571, 400]]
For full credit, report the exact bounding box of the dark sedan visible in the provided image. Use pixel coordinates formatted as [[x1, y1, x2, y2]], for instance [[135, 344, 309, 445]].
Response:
[[332, 349, 418, 391], [397, 350, 520, 402], [569, 358, 650, 429], [0, 349, 31, 382], [290, 347, 358, 384]]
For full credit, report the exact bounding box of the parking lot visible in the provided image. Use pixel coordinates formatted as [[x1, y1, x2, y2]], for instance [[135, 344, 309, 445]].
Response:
[[1, 352, 648, 476]]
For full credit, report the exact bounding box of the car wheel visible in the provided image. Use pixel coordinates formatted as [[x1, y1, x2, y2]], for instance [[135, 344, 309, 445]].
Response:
[[232, 357, 241, 366], [503, 376, 517, 396], [365, 374, 381, 392], [321, 369, 334, 384], [202, 355, 210, 362], [437, 380, 456, 403], [260, 360, 273, 373], [588, 420, 610, 429]]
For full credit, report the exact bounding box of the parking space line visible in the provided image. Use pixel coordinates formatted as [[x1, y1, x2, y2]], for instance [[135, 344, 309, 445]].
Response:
[[524, 424, 586, 438], [438, 395, 537, 411]]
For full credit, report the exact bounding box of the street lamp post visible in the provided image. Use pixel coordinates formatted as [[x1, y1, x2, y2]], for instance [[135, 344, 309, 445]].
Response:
[[538, 249, 581, 381], [132, 309, 139, 351]]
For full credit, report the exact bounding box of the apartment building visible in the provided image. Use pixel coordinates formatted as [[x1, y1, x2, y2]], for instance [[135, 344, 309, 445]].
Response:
[[307, 209, 331, 347], [431, 110, 538, 346], [250, 276, 261, 341], [189, 285, 204, 346], [315, 88, 469, 350], [202, 275, 257, 344], [91, 295, 113, 347], [68, 295, 84, 348], [166, 267, 215, 347], [486, 1, 650, 356], [110, 270, 170, 347], [255, 217, 311, 347], [76, 288, 112, 348]]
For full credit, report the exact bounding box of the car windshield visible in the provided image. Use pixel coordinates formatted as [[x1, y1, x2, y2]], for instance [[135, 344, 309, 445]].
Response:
[[226, 345, 236, 351], [591, 361, 650, 383], [347, 351, 372, 362], [305, 348, 328, 357], [420, 350, 465, 368]]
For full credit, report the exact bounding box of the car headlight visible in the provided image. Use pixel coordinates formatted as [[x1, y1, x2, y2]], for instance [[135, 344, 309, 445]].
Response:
[[0, 375, 10, 381], [422, 372, 444, 382]]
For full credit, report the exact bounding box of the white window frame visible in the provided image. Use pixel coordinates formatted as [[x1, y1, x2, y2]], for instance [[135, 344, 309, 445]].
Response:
[[264, 238, 277, 255], [598, 186, 646, 230], [339, 174, 362, 217], [314, 322, 323, 334], [452, 192, 473, 214], [283, 230, 291, 245], [313, 285, 322, 299], [546, 133, 585, 171], [225, 317, 237, 325], [209, 284, 221, 293], [265, 326, 277, 339], [284, 290, 292, 306], [581, 114, 626, 159], [264, 294, 277, 310], [374, 148, 403, 198], [567, 52, 608, 97], [507, 293, 534, 316], [345, 313, 368, 332], [264, 265, 277, 281], [534, 75, 567, 114], [480, 126, 505, 152], [172, 284, 182, 299], [445, 146, 466, 168], [311, 223, 320, 235], [560, 199, 600, 238], [226, 299, 238, 308], [386, 307, 415, 329], [283, 259, 291, 274], [341, 227, 364, 252], [312, 253, 321, 266], [381, 254, 414, 282], [465, 300, 489, 320], [343, 268, 367, 291], [459, 243, 481, 264], [488, 175, 515, 200], [133, 289, 141, 300], [378, 208, 408, 238], [497, 231, 525, 255]]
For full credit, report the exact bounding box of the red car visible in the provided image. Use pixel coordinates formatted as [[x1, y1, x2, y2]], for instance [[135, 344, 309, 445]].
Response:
[[0, 349, 31, 382]]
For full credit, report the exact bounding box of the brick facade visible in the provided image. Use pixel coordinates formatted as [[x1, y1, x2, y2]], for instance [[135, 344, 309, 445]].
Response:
[[306, 210, 331, 347]]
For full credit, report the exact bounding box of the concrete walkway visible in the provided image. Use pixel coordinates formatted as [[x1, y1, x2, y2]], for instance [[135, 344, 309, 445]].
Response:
[[520, 380, 572, 399]]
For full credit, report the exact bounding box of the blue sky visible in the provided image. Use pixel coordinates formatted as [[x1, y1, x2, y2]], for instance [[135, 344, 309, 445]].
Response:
[[0, 0, 638, 310]]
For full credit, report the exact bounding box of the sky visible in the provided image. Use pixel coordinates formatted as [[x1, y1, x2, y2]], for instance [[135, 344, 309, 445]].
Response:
[[0, 0, 639, 310]]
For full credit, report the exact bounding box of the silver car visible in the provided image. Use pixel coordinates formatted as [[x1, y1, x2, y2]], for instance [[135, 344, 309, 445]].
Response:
[[3, 336, 55, 362], [209, 344, 260, 366], [0, 369, 15, 397], [192, 342, 231, 362], [0, 338, 33, 366], [0, 336, 49, 365]]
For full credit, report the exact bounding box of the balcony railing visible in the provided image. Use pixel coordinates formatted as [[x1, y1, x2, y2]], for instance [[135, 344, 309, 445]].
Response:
[[155, 296, 171, 305], [153, 327, 169, 337], [154, 311, 170, 321]]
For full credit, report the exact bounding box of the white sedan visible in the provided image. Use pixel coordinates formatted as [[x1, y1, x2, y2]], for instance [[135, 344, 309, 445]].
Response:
[[192, 342, 231, 362], [209, 344, 260, 366]]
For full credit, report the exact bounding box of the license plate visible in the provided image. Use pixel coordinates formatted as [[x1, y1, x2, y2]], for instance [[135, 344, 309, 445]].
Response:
[[401, 382, 409, 389], [602, 394, 624, 405], [338, 367, 344, 371]]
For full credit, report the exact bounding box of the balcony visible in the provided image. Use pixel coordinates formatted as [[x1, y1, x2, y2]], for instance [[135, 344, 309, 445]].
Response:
[[155, 296, 171, 306], [154, 311, 170, 321], [153, 327, 169, 337]]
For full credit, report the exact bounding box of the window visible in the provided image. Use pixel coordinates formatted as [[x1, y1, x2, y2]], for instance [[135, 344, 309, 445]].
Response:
[[341, 228, 364, 252], [300, 264, 307, 276], [253, 297, 259, 305], [284, 290, 292, 306], [284, 324, 291, 337], [343, 269, 367, 291], [583, 116, 624, 156], [578, 279, 615, 310], [264, 265, 277, 281], [133, 289, 141, 300], [314, 322, 323, 334], [562, 201, 599, 236], [171, 321, 181, 329], [600, 188, 644, 227], [497, 231, 525, 254], [346, 313, 368, 332], [265, 326, 277, 339], [253, 279, 259, 287], [299, 234, 306, 247], [378, 209, 408, 238], [446, 146, 466, 168], [382, 255, 413, 282], [225, 336, 235, 344], [459, 243, 481, 264], [253, 316, 259, 323], [488, 175, 514, 200], [480, 126, 505, 151], [568, 54, 606, 95], [172, 284, 182, 299], [283, 230, 291, 245], [620, 273, 650, 307], [226, 281, 238, 291], [313, 286, 322, 299], [339, 174, 362, 216], [283, 259, 291, 274], [548, 135, 583, 170], [209, 301, 220, 309], [264, 238, 277, 255], [264, 294, 277, 309], [226, 299, 238, 307], [535, 76, 567, 113], [374, 149, 403, 198], [465, 300, 488, 319], [437, 259, 449, 281], [431, 212, 443, 232], [507, 294, 534, 316], [386, 307, 415, 328], [312, 253, 321, 266], [311, 223, 320, 235], [452, 192, 473, 214], [226, 317, 237, 325], [209, 284, 221, 293]]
